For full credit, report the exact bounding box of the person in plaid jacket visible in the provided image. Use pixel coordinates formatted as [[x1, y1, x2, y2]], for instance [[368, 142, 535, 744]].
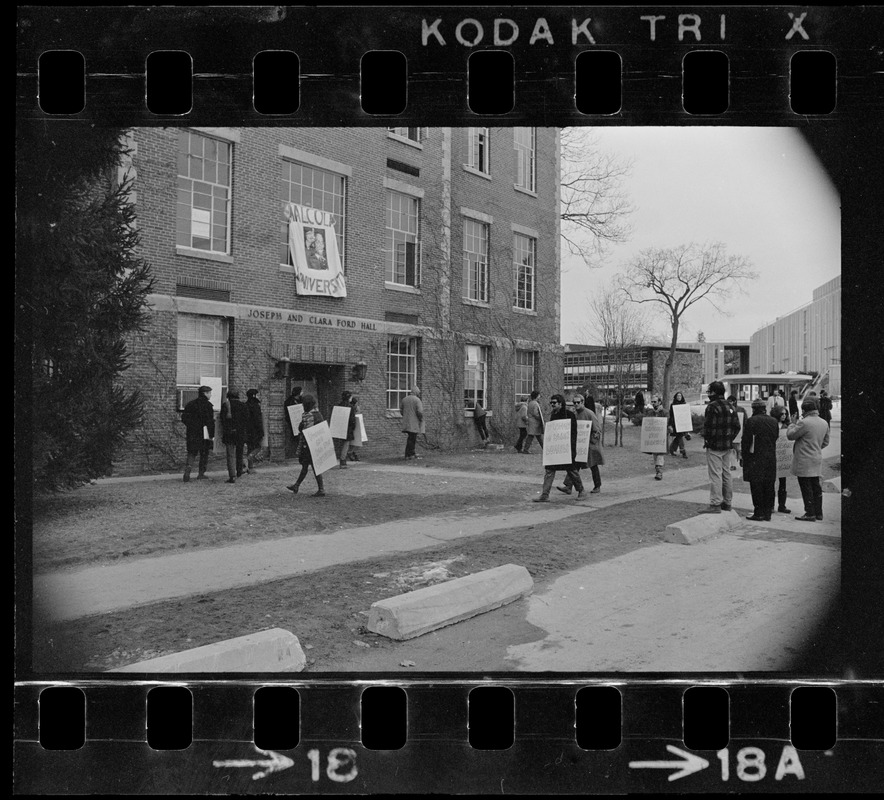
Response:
[[698, 380, 742, 514]]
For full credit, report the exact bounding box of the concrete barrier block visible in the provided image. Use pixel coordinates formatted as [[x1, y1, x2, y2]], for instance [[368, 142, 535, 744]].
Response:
[[663, 510, 743, 545], [367, 564, 533, 640], [822, 476, 841, 493], [109, 628, 306, 673]]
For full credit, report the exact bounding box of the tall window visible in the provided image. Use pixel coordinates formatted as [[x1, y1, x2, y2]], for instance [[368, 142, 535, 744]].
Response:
[[515, 350, 536, 401], [280, 160, 346, 265], [176, 314, 228, 409], [385, 191, 420, 286], [388, 127, 423, 143], [463, 218, 489, 302], [177, 131, 231, 253], [468, 127, 490, 174], [464, 345, 489, 408], [387, 336, 417, 410], [513, 233, 536, 310], [514, 127, 536, 192]]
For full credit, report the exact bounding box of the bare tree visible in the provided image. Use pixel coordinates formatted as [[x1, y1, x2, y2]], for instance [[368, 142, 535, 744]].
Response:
[[560, 127, 634, 269], [583, 285, 650, 445], [617, 242, 758, 408]]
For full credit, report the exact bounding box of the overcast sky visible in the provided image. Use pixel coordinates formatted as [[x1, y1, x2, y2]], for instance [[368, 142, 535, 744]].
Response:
[[559, 127, 841, 346]]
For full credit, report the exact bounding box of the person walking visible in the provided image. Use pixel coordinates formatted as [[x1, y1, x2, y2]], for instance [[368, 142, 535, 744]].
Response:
[[533, 394, 586, 502], [741, 398, 780, 521], [787, 397, 830, 522], [181, 385, 215, 482], [400, 386, 424, 460], [472, 398, 489, 447], [770, 406, 793, 515], [336, 390, 357, 469], [698, 381, 742, 513], [284, 385, 303, 451], [244, 388, 265, 474], [514, 395, 528, 453], [346, 394, 362, 462], [646, 395, 668, 480], [220, 388, 247, 483], [556, 393, 604, 495], [287, 394, 326, 496], [667, 391, 690, 459], [522, 390, 545, 454]]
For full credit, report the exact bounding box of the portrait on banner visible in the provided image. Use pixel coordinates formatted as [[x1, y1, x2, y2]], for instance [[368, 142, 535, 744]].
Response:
[[286, 202, 347, 297]]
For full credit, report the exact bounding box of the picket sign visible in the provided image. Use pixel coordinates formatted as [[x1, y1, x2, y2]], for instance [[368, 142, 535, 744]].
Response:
[[640, 416, 669, 454], [671, 403, 693, 434], [355, 413, 367, 446], [300, 421, 338, 476], [733, 410, 744, 444], [286, 404, 304, 434], [329, 406, 351, 439], [543, 419, 573, 467], [575, 420, 592, 464]]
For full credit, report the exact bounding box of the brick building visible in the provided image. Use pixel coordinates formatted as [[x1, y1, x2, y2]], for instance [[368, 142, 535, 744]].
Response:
[[116, 126, 563, 473]]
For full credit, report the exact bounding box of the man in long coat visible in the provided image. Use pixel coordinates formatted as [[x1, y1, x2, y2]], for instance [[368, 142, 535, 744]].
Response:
[[741, 398, 780, 521], [220, 388, 248, 483], [557, 392, 604, 495], [533, 394, 585, 502], [400, 386, 424, 460], [245, 388, 265, 473], [523, 390, 545, 454], [181, 385, 215, 482], [787, 397, 830, 521]]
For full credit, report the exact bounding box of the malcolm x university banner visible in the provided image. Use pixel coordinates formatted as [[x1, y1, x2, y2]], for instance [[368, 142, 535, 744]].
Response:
[[286, 202, 347, 297]]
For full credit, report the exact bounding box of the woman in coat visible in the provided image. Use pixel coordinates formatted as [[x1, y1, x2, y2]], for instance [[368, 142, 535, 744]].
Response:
[[514, 396, 528, 453], [770, 406, 793, 515], [523, 390, 545, 454], [533, 394, 585, 502], [245, 388, 265, 474], [557, 393, 604, 495], [337, 390, 358, 469], [787, 397, 830, 522], [741, 398, 780, 520], [667, 391, 690, 458], [286, 394, 326, 496], [346, 395, 362, 462]]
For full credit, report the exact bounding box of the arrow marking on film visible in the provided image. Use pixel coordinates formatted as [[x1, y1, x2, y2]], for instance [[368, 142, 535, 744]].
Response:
[[213, 748, 294, 780], [629, 744, 710, 782]]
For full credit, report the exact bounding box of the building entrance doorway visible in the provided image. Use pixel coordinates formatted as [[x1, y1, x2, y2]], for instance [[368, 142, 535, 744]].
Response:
[[284, 364, 344, 457]]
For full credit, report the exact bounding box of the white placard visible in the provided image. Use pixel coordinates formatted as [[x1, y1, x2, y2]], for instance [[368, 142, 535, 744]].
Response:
[[543, 419, 573, 467], [640, 416, 669, 454], [329, 405, 351, 439], [671, 403, 693, 434], [354, 413, 367, 446], [286, 403, 304, 434], [200, 376, 223, 412], [732, 410, 744, 444], [300, 421, 338, 476], [575, 420, 592, 464]]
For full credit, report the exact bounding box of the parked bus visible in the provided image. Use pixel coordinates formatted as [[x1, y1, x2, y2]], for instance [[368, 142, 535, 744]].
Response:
[[703, 373, 815, 404]]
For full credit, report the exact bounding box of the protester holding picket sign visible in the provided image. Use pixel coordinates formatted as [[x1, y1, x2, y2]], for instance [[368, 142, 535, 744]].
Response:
[[346, 395, 362, 462], [667, 391, 691, 459], [287, 394, 326, 497], [557, 392, 603, 495], [335, 390, 358, 469], [643, 395, 668, 480], [533, 394, 585, 502]]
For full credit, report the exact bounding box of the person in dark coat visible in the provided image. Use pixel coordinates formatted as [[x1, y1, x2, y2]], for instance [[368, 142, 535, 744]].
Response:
[[741, 398, 780, 520], [770, 406, 793, 515], [522, 390, 545, 453], [220, 388, 248, 483], [557, 392, 604, 495], [245, 388, 265, 474], [818, 390, 833, 427], [287, 394, 326, 496], [533, 394, 586, 502], [284, 385, 303, 447], [634, 390, 646, 415], [667, 391, 691, 458], [181, 385, 215, 482], [472, 398, 489, 447], [788, 390, 800, 422], [337, 390, 358, 468], [346, 394, 362, 462]]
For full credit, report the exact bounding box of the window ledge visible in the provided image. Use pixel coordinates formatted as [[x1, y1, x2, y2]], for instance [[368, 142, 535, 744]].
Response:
[[462, 298, 490, 308], [176, 246, 233, 264], [385, 410, 403, 419], [463, 409, 493, 417], [279, 263, 295, 273], [514, 184, 538, 197], [385, 281, 421, 295], [512, 306, 538, 316], [462, 165, 492, 181], [386, 132, 424, 150]]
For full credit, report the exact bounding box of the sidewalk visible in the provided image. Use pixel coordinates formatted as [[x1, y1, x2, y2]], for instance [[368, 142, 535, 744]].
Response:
[[35, 465, 712, 622]]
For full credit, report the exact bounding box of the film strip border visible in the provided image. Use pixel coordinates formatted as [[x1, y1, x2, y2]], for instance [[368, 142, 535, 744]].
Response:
[[14, 681, 884, 793], [16, 6, 884, 124]]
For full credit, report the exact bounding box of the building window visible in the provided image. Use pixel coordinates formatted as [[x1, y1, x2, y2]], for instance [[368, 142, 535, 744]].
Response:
[[177, 131, 231, 253], [514, 127, 536, 192], [280, 160, 346, 266], [388, 127, 423, 143], [515, 350, 537, 401], [385, 191, 421, 286], [513, 233, 536, 310], [463, 218, 489, 302], [387, 336, 417, 410], [468, 127, 490, 174], [464, 344, 489, 409], [176, 314, 228, 409]]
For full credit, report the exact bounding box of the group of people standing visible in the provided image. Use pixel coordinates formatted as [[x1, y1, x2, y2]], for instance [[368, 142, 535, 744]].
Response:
[[180, 385, 264, 483]]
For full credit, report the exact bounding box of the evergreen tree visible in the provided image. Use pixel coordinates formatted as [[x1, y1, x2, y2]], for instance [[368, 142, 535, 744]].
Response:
[[17, 121, 154, 489]]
